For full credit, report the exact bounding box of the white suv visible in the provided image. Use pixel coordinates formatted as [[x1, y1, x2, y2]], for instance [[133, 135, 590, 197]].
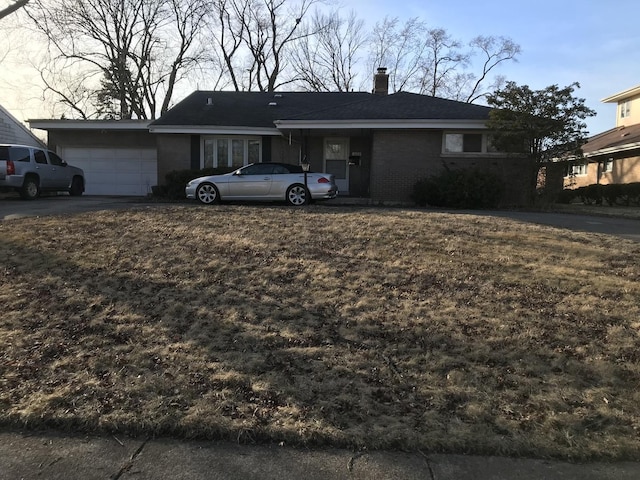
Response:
[[0, 144, 85, 199]]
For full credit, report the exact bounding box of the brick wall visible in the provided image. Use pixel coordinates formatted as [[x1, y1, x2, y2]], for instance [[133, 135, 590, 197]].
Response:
[[370, 130, 530, 205], [156, 134, 191, 183]]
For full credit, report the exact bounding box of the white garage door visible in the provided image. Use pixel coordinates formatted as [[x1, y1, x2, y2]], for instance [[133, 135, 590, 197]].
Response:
[[61, 147, 157, 196]]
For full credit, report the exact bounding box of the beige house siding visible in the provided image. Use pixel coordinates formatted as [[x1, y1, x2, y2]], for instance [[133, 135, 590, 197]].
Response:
[[564, 156, 640, 189]]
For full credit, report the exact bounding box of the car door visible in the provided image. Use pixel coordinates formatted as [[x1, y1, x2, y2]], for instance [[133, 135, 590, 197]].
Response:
[[226, 164, 274, 199], [32, 148, 57, 189], [46, 151, 72, 189]]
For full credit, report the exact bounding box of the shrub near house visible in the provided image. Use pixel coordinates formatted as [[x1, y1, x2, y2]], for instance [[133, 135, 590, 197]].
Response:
[[412, 169, 505, 209]]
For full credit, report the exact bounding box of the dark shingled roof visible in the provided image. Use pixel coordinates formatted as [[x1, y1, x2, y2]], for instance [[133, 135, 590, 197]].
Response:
[[582, 123, 640, 156], [278, 91, 492, 121], [151, 91, 492, 128]]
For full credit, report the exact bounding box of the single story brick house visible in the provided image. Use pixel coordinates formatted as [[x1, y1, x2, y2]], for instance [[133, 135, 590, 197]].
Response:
[[30, 70, 530, 203]]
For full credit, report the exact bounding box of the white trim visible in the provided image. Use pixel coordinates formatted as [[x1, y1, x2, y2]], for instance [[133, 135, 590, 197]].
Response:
[[583, 142, 640, 158], [29, 120, 151, 130], [602, 85, 640, 103], [274, 119, 488, 130], [150, 125, 281, 136]]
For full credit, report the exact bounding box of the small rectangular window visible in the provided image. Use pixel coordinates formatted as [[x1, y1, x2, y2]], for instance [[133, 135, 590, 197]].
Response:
[[203, 139, 215, 168], [444, 133, 484, 153], [231, 140, 244, 167], [621, 101, 631, 118], [604, 159, 613, 173], [217, 139, 229, 167]]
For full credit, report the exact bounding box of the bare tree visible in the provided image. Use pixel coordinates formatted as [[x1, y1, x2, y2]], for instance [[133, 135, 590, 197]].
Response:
[[26, 0, 208, 119], [368, 17, 520, 102], [206, 0, 249, 91], [463, 36, 521, 102], [414, 28, 468, 97], [0, 0, 28, 21], [369, 16, 429, 93], [291, 9, 366, 92], [241, 0, 323, 91]]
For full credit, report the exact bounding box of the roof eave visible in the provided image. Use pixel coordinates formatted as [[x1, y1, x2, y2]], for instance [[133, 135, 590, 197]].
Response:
[[274, 119, 488, 130], [28, 119, 152, 130], [601, 85, 640, 103], [583, 141, 640, 158], [148, 125, 282, 135]]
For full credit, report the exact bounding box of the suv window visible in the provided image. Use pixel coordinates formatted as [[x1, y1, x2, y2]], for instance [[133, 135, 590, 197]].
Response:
[[0, 146, 30, 162], [48, 152, 65, 166], [34, 150, 48, 164]]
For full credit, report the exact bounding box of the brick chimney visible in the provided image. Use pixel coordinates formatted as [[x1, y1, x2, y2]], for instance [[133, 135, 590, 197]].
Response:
[[373, 67, 389, 95]]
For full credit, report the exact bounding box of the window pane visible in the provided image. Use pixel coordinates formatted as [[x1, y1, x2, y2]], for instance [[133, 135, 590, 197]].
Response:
[[444, 134, 463, 153], [2, 146, 30, 162], [248, 140, 260, 164], [49, 152, 64, 166], [463, 134, 483, 152], [204, 139, 215, 168], [232, 139, 244, 167], [217, 139, 229, 167], [325, 141, 347, 159], [325, 159, 346, 179], [34, 150, 47, 164]]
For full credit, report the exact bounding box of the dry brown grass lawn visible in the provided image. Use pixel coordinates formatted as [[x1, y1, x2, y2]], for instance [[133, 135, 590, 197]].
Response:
[[1, 205, 640, 460]]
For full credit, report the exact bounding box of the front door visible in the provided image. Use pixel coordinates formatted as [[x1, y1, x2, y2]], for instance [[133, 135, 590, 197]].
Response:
[[324, 138, 349, 195]]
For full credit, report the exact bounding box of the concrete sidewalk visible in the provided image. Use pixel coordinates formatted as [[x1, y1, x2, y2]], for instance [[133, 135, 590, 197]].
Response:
[[1, 430, 639, 480]]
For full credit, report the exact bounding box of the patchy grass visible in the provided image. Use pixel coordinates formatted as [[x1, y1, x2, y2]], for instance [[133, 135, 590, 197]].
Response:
[[1, 205, 640, 460]]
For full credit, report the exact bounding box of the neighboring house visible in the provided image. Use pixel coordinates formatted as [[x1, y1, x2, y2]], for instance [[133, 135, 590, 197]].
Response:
[[0, 104, 45, 147], [30, 70, 530, 203], [564, 84, 640, 189]]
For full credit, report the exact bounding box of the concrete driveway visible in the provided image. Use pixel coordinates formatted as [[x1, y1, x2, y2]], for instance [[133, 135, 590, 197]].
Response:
[[0, 194, 141, 220]]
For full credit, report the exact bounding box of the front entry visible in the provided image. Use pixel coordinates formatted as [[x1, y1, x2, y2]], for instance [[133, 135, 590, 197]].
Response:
[[324, 138, 349, 195]]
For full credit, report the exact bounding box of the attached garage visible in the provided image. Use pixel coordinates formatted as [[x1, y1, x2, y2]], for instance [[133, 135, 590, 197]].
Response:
[[28, 119, 158, 197], [60, 147, 157, 196]]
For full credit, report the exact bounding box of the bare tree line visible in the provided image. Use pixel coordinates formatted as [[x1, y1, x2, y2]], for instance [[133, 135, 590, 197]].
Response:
[[17, 0, 520, 119]]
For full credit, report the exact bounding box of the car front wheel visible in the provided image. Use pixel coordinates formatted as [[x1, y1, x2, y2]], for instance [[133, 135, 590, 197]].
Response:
[[69, 176, 83, 196], [286, 184, 308, 206], [196, 182, 220, 204]]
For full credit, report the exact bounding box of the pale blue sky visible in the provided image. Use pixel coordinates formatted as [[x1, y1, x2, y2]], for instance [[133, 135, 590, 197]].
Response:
[[347, 0, 640, 134]]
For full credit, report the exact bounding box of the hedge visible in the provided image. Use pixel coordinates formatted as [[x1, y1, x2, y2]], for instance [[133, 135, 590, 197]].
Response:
[[558, 182, 640, 206], [411, 169, 505, 209]]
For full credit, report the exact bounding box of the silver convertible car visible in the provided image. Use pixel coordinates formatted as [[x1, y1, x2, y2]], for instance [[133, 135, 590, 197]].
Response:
[[186, 162, 338, 206]]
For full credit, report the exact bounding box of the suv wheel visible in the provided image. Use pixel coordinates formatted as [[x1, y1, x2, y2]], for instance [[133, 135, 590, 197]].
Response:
[[20, 177, 40, 200]]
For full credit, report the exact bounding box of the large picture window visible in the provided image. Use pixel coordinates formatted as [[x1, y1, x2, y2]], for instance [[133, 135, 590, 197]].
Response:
[[203, 137, 261, 168], [443, 132, 490, 154]]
